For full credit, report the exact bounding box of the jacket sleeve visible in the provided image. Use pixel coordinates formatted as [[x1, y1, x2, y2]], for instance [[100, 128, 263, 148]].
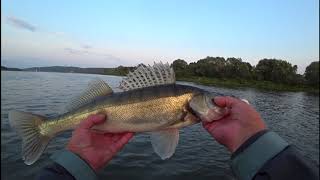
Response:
[[231, 130, 319, 180], [36, 150, 99, 180], [35, 162, 76, 180]]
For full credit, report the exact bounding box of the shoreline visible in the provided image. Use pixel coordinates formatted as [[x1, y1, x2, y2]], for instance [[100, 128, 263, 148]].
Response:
[[2, 70, 319, 93]]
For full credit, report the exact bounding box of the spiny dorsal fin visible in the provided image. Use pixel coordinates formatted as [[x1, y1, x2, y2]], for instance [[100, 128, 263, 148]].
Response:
[[65, 78, 113, 111], [119, 62, 175, 91]]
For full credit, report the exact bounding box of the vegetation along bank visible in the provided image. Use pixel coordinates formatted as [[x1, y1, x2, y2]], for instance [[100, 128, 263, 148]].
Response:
[[2, 57, 319, 93]]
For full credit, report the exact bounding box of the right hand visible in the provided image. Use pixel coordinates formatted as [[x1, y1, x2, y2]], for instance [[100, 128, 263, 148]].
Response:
[[202, 96, 266, 153], [67, 114, 134, 171]]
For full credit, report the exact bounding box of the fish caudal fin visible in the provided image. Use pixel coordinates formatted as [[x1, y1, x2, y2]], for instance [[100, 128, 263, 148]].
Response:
[[9, 110, 51, 165]]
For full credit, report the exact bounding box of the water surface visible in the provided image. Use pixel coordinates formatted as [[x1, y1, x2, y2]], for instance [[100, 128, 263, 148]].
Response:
[[1, 71, 319, 180]]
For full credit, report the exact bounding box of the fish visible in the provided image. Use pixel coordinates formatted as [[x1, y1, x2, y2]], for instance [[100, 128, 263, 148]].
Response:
[[9, 62, 229, 165]]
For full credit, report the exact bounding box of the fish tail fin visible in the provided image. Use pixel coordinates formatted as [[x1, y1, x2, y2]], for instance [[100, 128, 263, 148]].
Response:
[[9, 110, 51, 165]]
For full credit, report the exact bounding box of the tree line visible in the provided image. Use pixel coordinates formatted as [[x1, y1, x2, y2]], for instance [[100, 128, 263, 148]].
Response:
[[3, 57, 317, 88], [171, 57, 319, 88]]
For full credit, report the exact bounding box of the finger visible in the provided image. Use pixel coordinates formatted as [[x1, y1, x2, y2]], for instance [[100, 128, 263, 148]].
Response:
[[103, 133, 113, 137], [202, 121, 217, 132], [202, 121, 211, 129], [110, 132, 133, 141], [214, 96, 238, 108], [122, 132, 134, 140], [103, 132, 125, 137], [79, 114, 106, 129], [114, 133, 134, 148], [91, 129, 106, 134], [202, 121, 217, 129], [112, 134, 122, 142], [202, 116, 227, 131]]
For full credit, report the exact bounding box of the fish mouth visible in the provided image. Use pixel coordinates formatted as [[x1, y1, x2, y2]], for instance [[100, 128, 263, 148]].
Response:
[[189, 92, 228, 122], [185, 103, 199, 118], [204, 93, 215, 109]]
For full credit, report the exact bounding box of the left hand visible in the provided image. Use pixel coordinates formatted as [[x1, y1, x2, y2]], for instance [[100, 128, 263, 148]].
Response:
[[67, 114, 134, 171]]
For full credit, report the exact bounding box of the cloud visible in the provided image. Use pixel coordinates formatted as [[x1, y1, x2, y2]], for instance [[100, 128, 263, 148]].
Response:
[[6, 16, 37, 32], [82, 45, 92, 49], [64, 48, 87, 54], [48, 31, 67, 37], [64, 47, 121, 61]]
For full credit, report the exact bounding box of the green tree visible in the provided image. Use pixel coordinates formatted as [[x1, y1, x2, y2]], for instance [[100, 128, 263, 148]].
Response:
[[254, 59, 298, 84], [225, 58, 252, 79], [172, 59, 188, 71], [304, 61, 319, 87], [171, 59, 190, 77], [195, 56, 226, 78], [115, 66, 135, 76]]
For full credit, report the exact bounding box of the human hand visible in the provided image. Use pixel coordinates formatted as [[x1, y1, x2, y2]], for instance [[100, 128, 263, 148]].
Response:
[[202, 96, 266, 153], [67, 114, 134, 171]]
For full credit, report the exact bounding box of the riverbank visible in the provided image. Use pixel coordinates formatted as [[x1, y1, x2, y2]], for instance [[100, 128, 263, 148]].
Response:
[[2, 70, 318, 93], [176, 76, 319, 93]]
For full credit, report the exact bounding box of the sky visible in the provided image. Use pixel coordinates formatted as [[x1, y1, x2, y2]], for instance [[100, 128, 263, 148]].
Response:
[[1, 0, 319, 74]]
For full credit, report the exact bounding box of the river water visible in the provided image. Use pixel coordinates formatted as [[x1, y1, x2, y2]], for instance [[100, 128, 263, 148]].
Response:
[[1, 71, 319, 180]]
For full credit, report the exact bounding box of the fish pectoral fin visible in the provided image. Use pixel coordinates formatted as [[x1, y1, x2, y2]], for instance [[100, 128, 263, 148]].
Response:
[[150, 129, 179, 160], [167, 113, 200, 129]]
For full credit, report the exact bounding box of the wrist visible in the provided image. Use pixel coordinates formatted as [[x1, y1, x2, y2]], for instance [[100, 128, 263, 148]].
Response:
[[229, 128, 268, 153], [67, 147, 100, 172], [231, 129, 269, 157]]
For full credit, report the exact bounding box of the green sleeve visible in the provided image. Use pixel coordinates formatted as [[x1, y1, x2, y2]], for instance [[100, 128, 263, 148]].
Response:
[[231, 131, 289, 180], [51, 150, 99, 180]]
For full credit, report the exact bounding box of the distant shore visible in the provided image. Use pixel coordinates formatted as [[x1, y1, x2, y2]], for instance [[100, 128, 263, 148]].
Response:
[[2, 69, 318, 93]]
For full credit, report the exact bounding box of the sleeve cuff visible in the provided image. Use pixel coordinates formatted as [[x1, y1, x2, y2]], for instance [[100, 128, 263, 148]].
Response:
[[231, 131, 289, 180], [51, 150, 98, 180]]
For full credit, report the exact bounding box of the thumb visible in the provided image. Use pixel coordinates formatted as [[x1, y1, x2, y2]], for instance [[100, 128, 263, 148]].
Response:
[[79, 114, 106, 129], [214, 96, 238, 108]]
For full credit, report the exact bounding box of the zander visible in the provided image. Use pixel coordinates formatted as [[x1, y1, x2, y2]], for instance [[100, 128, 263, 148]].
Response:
[[9, 62, 227, 165]]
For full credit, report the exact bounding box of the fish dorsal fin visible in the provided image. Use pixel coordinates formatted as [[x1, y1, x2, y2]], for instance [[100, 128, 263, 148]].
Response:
[[119, 62, 175, 91], [65, 78, 113, 111], [150, 129, 179, 160]]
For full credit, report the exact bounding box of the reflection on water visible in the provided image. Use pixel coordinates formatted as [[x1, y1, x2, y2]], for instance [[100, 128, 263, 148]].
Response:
[[1, 71, 319, 180]]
